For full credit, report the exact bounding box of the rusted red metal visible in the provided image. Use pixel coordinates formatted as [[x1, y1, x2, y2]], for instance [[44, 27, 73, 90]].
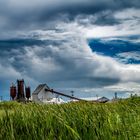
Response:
[[17, 79, 25, 99], [25, 87, 31, 99], [10, 85, 17, 100]]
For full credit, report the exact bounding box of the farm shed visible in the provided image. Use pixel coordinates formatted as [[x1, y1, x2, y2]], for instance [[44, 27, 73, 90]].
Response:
[[32, 84, 65, 104]]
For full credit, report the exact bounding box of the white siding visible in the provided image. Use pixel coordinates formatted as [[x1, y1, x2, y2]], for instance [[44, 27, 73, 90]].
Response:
[[32, 94, 40, 102], [32, 85, 55, 102]]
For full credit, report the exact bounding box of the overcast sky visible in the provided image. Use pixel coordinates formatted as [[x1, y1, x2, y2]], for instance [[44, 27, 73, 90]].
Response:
[[0, 0, 140, 99]]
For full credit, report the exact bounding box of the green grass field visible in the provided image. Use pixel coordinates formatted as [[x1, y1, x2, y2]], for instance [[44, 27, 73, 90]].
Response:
[[0, 97, 140, 140]]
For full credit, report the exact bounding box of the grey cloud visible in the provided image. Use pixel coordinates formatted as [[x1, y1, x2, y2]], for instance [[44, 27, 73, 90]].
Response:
[[0, 27, 140, 90], [0, 28, 120, 88], [0, 0, 140, 38], [0, 0, 140, 99], [75, 11, 121, 26]]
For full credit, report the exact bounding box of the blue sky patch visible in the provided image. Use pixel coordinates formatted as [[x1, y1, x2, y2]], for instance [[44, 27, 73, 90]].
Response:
[[88, 36, 140, 64]]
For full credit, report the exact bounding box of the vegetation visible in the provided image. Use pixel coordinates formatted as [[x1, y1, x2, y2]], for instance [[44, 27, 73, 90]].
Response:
[[0, 97, 140, 140]]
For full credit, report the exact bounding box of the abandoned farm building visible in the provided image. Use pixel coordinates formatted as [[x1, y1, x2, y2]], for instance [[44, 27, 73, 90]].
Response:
[[32, 84, 65, 104]]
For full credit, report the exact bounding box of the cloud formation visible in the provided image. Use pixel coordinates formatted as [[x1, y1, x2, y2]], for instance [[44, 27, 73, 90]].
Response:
[[0, 0, 140, 99], [0, 0, 140, 38], [0, 24, 140, 91]]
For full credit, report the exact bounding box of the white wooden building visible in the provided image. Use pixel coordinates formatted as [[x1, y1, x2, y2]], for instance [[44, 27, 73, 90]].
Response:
[[32, 84, 65, 104]]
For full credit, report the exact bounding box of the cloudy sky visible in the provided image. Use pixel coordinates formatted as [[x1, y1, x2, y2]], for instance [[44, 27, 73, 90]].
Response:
[[0, 0, 140, 100]]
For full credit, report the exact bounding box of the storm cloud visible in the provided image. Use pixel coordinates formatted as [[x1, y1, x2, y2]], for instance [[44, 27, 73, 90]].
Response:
[[0, 0, 140, 99], [0, 0, 140, 38], [0, 25, 140, 88]]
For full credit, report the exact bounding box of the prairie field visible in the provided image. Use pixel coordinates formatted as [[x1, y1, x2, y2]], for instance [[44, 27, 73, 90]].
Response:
[[0, 97, 140, 140]]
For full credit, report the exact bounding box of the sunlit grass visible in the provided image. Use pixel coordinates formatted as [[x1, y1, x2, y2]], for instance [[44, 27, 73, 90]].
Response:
[[0, 97, 140, 140]]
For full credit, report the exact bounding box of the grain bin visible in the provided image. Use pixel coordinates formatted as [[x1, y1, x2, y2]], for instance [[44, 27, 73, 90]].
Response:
[[25, 86, 31, 99], [10, 84, 17, 100]]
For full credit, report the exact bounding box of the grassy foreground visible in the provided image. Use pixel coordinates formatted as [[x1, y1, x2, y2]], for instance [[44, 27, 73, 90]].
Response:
[[0, 97, 140, 140]]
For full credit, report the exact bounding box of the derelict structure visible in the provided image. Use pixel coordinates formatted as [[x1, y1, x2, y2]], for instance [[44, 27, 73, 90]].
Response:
[[10, 79, 31, 101]]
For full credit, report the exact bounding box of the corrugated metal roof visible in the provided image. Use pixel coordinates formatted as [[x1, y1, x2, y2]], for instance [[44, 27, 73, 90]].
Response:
[[32, 84, 50, 95]]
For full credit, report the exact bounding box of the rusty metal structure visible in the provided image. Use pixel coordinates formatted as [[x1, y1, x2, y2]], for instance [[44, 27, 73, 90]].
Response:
[[10, 84, 17, 100], [17, 79, 25, 100], [25, 86, 31, 100], [10, 79, 31, 101]]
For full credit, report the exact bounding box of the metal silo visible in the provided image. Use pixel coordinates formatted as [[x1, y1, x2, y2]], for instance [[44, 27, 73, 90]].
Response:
[[25, 86, 31, 100], [17, 79, 25, 100], [10, 84, 17, 100]]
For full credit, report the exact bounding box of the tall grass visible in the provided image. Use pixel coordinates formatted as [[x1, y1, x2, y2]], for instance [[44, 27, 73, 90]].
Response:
[[0, 97, 140, 140]]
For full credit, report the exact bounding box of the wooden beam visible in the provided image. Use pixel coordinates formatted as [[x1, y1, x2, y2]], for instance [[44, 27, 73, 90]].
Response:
[[45, 89, 87, 101]]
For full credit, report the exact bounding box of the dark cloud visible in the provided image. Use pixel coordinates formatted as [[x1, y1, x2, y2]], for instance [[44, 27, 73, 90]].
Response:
[[0, 0, 140, 99], [0, 28, 120, 88], [75, 11, 121, 26], [0, 0, 140, 38], [0, 30, 139, 90]]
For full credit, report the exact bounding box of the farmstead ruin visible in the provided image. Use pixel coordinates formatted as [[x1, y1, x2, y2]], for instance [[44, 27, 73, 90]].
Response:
[[10, 79, 84, 103], [10, 79, 110, 103], [10, 79, 31, 102]]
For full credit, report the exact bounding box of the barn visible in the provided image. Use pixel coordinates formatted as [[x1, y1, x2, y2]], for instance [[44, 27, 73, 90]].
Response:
[[32, 84, 65, 104]]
